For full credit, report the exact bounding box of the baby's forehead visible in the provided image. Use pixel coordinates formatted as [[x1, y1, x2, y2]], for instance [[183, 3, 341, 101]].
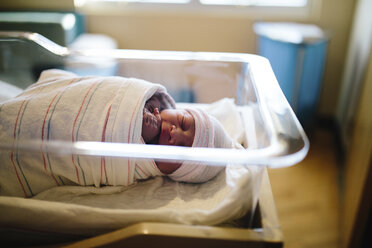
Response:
[[175, 109, 195, 119]]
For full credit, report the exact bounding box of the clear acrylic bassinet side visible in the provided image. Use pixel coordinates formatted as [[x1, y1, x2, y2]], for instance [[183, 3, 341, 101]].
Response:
[[0, 31, 309, 168], [0, 32, 305, 238]]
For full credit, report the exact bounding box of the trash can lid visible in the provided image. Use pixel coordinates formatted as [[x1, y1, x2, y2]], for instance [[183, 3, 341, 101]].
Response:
[[253, 22, 328, 44]]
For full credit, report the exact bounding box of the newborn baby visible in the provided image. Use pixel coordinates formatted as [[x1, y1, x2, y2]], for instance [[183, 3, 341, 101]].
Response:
[[142, 97, 195, 174], [0, 69, 233, 197], [142, 95, 233, 180]]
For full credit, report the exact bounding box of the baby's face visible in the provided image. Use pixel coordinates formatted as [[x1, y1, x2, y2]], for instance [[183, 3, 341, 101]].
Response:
[[158, 109, 195, 147], [142, 108, 195, 147]]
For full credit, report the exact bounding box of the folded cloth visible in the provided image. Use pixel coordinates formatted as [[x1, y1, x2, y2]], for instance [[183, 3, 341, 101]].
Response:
[[0, 80, 23, 103], [168, 108, 234, 183], [0, 69, 175, 197]]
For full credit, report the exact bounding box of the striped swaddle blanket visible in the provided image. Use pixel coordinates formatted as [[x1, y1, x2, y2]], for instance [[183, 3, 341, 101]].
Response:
[[0, 69, 175, 197]]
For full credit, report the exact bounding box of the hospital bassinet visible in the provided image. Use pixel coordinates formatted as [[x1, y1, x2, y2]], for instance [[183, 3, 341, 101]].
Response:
[[0, 32, 308, 247]]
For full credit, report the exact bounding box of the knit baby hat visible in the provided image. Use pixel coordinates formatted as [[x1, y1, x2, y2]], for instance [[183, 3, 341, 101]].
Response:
[[168, 107, 234, 183]]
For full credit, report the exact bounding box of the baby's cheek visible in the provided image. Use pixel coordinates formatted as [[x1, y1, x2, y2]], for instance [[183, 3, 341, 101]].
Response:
[[158, 131, 170, 146]]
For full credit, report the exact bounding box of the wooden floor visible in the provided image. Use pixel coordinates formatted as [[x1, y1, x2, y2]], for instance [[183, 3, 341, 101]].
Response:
[[268, 127, 341, 248]]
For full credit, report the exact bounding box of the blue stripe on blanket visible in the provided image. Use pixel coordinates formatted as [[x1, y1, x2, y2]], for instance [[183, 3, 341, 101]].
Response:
[[45, 79, 78, 185], [15, 94, 41, 196], [74, 80, 104, 186]]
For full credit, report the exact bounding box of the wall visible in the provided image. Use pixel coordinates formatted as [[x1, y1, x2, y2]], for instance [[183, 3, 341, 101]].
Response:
[[315, 0, 356, 118], [338, 0, 372, 246], [0, 0, 356, 119], [336, 0, 372, 151], [342, 45, 372, 248], [82, 0, 356, 118], [0, 0, 75, 11]]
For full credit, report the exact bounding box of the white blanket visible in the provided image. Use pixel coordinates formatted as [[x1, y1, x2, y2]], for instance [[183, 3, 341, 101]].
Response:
[[0, 80, 23, 103], [0, 69, 175, 197], [0, 78, 263, 237]]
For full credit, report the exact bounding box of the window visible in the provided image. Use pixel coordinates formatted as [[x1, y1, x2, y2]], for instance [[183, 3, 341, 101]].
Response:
[[200, 0, 307, 7], [77, 0, 308, 7], [75, 0, 314, 18], [106, 0, 189, 3]]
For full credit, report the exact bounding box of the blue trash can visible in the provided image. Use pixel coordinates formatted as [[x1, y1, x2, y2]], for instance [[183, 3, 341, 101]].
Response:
[[254, 22, 329, 129]]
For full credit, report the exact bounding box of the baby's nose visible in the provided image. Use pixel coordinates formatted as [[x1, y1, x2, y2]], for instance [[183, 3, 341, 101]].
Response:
[[169, 124, 176, 134], [168, 125, 177, 144]]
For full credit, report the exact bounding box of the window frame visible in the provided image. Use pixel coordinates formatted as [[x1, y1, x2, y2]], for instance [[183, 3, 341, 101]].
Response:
[[76, 0, 320, 19]]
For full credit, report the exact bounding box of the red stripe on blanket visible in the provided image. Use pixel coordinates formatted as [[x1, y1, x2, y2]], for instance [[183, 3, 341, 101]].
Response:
[[195, 120, 203, 148], [11, 86, 44, 197], [41, 79, 76, 185], [100, 104, 112, 185], [11, 97, 32, 197], [71, 82, 97, 184], [127, 96, 143, 185], [40, 92, 60, 185], [12, 99, 26, 140], [10, 151, 27, 197], [201, 110, 209, 147], [136, 165, 149, 178]]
